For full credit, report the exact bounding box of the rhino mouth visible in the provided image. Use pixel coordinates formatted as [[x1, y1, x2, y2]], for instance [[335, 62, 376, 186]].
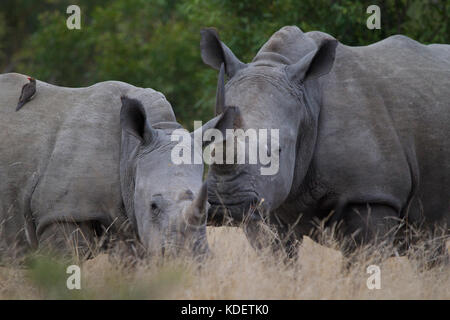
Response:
[[207, 193, 261, 226]]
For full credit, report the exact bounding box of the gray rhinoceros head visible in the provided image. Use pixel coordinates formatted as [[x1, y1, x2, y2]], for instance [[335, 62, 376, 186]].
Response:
[[200, 27, 337, 223], [119, 96, 232, 258]]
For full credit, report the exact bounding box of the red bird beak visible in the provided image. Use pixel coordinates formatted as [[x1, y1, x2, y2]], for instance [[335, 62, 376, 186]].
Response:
[[27, 77, 31, 80]]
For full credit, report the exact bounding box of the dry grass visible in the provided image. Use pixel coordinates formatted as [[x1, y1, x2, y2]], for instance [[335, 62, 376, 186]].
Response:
[[0, 226, 449, 299]]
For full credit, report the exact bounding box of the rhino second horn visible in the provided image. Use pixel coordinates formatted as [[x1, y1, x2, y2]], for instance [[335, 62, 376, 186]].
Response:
[[215, 63, 225, 115], [184, 183, 208, 226]]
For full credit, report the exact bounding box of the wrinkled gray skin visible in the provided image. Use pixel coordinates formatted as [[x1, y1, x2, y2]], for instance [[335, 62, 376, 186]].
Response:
[[201, 26, 450, 264], [0, 73, 224, 259]]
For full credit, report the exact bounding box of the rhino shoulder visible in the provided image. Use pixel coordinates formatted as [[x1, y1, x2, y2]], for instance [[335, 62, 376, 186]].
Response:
[[0, 74, 176, 124], [380, 34, 423, 49], [0, 72, 30, 96], [305, 30, 337, 44], [88, 80, 176, 124], [0, 72, 28, 85]]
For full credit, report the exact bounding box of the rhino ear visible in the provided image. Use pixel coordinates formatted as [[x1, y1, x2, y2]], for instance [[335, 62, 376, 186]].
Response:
[[120, 96, 156, 144], [286, 39, 337, 84], [191, 106, 241, 148], [200, 28, 246, 78]]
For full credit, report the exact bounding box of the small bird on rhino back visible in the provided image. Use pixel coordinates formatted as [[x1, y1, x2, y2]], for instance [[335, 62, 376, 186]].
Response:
[[16, 76, 36, 111]]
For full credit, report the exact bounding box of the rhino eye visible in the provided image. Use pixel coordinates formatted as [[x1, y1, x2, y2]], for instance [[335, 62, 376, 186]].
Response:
[[150, 194, 163, 211], [150, 201, 161, 215]]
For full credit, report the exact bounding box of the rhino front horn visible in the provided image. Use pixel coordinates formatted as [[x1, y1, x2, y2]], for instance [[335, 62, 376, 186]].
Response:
[[184, 182, 208, 226]]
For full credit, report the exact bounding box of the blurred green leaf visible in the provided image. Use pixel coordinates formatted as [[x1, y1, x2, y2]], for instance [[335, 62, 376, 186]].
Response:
[[1, 0, 448, 127]]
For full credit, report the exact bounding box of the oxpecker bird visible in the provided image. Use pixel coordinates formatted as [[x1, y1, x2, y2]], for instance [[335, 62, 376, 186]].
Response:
[[16, 77, 36, 111]]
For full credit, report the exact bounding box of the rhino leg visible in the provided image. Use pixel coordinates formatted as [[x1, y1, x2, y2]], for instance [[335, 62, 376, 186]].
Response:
[[38, 221, 98, 260], [338, 203, 399, 267]]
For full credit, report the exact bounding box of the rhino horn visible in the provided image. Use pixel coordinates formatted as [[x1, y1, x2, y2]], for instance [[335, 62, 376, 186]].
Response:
[[215, 63, 225, 115], [184, 182, 208, 226], [191, 105, 242, 149]]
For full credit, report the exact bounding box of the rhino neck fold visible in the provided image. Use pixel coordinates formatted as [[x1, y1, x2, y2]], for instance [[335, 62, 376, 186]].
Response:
[[282, 81, 322, 215], [252, 52, 293, 67], [254, 26, 318, 65]]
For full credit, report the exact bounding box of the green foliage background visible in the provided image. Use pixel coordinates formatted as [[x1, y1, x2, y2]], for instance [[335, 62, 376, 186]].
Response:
[[1, 0, 448, 128]]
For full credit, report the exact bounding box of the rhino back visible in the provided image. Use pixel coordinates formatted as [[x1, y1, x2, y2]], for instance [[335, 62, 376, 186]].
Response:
[[311, 35, 450, 224], [0, 73, 175, 251]]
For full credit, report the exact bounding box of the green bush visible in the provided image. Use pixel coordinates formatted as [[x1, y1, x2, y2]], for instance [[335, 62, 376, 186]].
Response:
[[1, 0, 448, 127]]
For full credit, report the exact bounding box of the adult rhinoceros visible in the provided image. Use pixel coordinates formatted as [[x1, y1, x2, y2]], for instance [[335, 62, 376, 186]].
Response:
[[200, 26, 450, 265], [0, 73, 230, 260]]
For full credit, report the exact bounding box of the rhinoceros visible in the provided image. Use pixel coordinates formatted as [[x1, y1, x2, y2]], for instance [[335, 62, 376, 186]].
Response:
[[0, 73, 231, 260], [200, 26, 450, 265]]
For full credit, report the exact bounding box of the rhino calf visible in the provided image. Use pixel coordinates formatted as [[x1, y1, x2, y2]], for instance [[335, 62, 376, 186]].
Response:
[[0, 73, 230, 260]]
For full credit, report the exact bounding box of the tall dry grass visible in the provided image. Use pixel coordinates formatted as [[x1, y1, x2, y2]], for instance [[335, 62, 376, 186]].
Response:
[[0, 226, 449, 299]]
